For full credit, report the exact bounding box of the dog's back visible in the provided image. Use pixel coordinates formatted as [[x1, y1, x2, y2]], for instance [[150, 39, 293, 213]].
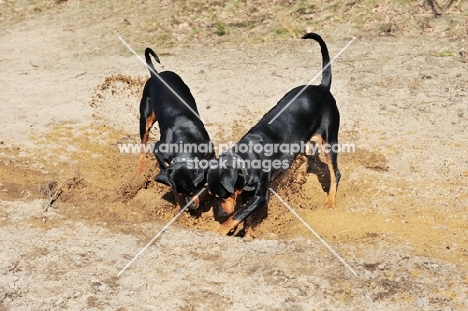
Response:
[[243, 33, 339, 166], [143, 48, 210, 143], [144, 49, 203, 134]]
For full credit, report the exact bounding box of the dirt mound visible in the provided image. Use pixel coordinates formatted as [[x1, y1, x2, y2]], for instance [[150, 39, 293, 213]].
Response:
[[89, 74, 147, 133]]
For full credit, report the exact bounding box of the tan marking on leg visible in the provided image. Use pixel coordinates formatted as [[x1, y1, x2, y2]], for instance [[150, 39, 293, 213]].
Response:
[[135, 111, 157, 175], [312, 135, 337, 208], [323, 146, 337, 209], [135, 153, 147, 175]]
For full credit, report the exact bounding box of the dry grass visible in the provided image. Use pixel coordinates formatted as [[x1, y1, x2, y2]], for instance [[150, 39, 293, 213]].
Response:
[[1, 0, 466, 48]]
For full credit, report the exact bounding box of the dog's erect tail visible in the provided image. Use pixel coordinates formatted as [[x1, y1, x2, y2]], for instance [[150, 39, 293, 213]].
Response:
[[301, 33, 331, 91], [144, 47, 161, 76]]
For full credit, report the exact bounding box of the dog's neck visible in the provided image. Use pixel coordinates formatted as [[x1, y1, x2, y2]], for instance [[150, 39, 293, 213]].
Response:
[[171, 157, 196, 165], [220, 151, 254, 191], [171, 152, 215, 166]]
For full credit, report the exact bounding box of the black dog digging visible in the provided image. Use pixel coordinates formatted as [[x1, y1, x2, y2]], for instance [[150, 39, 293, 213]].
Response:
[[207, 33, 341, 237], [136, 47, 215, 209]]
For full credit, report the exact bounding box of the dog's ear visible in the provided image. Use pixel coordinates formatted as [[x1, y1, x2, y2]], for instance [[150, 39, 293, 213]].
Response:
[[155, 169, 172, 186], [220, 169, 236, 194], [193, 169, 205, 188]]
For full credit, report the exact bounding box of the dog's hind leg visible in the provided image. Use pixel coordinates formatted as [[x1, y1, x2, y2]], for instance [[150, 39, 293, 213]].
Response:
[[136, 96, 157, 174], [320, 133, 341, 209], [323, 147, 340, 208]]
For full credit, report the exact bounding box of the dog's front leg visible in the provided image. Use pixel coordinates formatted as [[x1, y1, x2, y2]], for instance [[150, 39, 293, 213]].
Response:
[[216, 196, 267, 235], [217, 174, 269, 236], [136, 95, 156, 174]]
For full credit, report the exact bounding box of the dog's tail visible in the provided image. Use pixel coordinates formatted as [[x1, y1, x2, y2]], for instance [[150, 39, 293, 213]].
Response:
[[145, 47, 161, 76], [301, 33, 331, 91]]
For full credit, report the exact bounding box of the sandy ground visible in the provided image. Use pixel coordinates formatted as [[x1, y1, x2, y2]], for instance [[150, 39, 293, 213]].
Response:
[[1, 3, 468, 310]]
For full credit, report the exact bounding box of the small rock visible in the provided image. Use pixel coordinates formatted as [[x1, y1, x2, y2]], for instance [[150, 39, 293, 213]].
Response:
[[99, 283, 108, 292], [364, 270, 372, 279], [55, 297, 64, 305], [415, 298, 425, 308]]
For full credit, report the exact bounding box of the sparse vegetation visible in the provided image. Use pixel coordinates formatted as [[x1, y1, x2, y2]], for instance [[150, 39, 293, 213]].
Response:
[[433, 50, 454, 57], [214, 20, 226, 36], [0, 0, 467, 48]]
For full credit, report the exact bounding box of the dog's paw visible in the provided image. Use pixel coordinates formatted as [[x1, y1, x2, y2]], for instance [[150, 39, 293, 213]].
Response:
[[243, 230, 255, 240], [323, 197, 336, 209], [216, 218, 241, 236], [216, 224, 233, 236]]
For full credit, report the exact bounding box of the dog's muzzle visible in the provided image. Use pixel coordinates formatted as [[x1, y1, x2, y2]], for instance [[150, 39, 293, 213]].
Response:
[[219, 196, 236, 215], [173, 190, 200, 210], [185, 195, 200, 210]]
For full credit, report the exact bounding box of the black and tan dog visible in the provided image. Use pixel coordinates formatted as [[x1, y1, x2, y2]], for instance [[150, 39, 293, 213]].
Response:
[[207, 33, 340, 236], [137, 48, 215, 209]]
